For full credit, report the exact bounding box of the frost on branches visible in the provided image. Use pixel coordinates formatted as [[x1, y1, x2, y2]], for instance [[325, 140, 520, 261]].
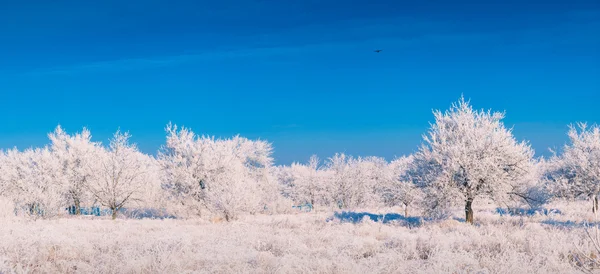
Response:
[[326, 154, 389, 209], [87, 131, 154, 220], [546, 123, 600, 213], [278, 155, 330, 209], [414, 97, 534, 224], [159, 124, 275, 221], [0, 147, 64, 218], [48, 126, 102, 215], [382, 156, 420, 217]]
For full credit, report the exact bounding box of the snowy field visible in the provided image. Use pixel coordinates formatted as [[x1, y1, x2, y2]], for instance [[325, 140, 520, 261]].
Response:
[[1, 201, 600, 274]]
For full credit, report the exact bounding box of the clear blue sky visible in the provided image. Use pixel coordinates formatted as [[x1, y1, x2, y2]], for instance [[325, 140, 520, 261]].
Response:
[[0, 0, 599, 164]]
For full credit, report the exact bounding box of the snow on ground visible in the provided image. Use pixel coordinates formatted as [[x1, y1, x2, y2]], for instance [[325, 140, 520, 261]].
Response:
[[2, 201, 600, 273]]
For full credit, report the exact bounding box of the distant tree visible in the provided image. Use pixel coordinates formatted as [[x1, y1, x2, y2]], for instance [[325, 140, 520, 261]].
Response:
[[0, 147, 64, 218], [282, 155, 329, 209], [355, 156, 391, 208], [414, 97, 534, 224], [546, 123, 600, 213], [48, 126, 101, 215], [88, 131, 151, 220], [159, 124, 274, 221], [382, 156, 420, 217], [326, 154, 388, 209]]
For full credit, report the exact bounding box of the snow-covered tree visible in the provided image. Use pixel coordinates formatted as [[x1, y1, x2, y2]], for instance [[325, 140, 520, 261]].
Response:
[[546, 123, 600, 212], [48, 126, 101, 215], [381, 156, 420, 217], [326, 154, 387, 209], [280, 155, 329, 209], [414, 97, 534, 224], [159, 124, 275, 221], [88, 131, 152, 219], [0, 147, 64, 218]]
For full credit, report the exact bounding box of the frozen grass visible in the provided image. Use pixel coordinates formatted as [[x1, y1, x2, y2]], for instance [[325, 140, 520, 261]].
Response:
[[1, 202, 600, 273]]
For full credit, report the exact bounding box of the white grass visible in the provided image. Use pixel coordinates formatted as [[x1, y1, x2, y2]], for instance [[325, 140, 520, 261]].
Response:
[[1, 202, 599, 273]]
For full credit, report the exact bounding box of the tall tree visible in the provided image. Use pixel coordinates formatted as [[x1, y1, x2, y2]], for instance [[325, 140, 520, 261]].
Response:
[[414, 97, 534, 224]]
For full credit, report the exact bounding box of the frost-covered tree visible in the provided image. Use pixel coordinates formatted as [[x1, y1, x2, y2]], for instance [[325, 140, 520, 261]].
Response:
[[326, 154, 387, 209], [89, 131, 152, 219], [159, 124, 275, 221], [0, 147, 64, 218], [414, 97, 534, 224], [546, 123, 600, 213], [48, 126, 101, 215], [382, 156, 420, 217], [280, 155, 329, 209]]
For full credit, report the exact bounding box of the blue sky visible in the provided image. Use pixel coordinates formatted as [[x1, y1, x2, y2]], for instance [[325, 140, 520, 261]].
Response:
[[0, 0, 599, 164]]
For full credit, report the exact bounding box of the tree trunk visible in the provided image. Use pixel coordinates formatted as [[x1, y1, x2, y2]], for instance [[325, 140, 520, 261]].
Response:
[[111, 208, 118, 220], [465, 198, 474, 224], [404, 203, 409, 218], [593, 196, 599, 214], [74, 199, 81, 215]]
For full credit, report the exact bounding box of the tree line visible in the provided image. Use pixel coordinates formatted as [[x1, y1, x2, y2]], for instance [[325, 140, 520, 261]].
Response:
[[0, 97, 598, 224]]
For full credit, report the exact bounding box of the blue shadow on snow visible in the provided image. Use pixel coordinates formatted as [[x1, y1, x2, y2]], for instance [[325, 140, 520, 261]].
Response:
[[330, 211, 425, 227], [494, 207, 561, 217]]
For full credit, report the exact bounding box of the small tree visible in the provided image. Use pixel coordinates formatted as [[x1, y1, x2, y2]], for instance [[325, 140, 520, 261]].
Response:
[[546, 123, 600, 213], [325, 154, 387, 209], [327, 153, 361, 209], [283, 155, 329, 209], [414, 97, 534, 224], [382, 156, 420, 217], [89, 131, 150, 220]]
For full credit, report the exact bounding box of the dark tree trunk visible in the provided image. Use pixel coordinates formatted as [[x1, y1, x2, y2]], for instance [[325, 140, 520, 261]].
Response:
[[465, 198, 474, 224], [111, 208, 118, 220], [593, 196, 599, 214], [74, 199, 81, 215], [404, 203, 409, 218]]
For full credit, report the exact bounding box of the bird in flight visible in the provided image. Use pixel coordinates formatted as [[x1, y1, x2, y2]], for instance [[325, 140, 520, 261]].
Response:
[[374, 49, 382, 53]]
